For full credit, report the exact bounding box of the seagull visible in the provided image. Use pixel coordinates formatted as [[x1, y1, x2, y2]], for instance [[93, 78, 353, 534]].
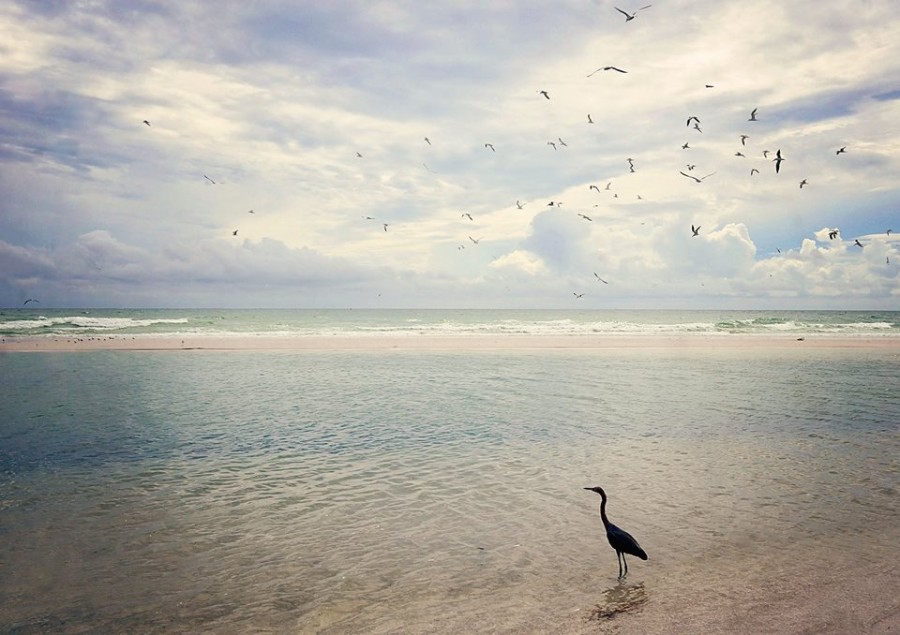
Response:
[[686, 116, 700, 127], [836, 146, 847, 155], [594, 273, 609, 284], [142, 120, 151, 127], [615, 5, 652, 21], [773, 149, 784, 173], [750, 168, 759, 175], [589, 185, 601, 192], [589, 66, 627, 75], [799, 179, 808, 188], [558, 138, 568, 147], [23, 298, 39, 305], [204, 175, 216, 184], [538, 90, 550, 100], [749, 108, 758, 121], [680, 171, 716, 183], [573, 292, 585, 298], [578, 213, 593, 221], [461, 213, 473, 221], [691, 224, 701, 237], [828, 229, 839, 240], [485, 143, 495, 152], [588, 114, 595, 123], [740, 135, 749, 146], [854, 239, 863, 248], [469, 236, 481, 244]]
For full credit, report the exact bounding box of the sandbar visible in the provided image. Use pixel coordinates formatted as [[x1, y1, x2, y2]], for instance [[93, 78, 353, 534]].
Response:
[[2, 334, 899, 352]]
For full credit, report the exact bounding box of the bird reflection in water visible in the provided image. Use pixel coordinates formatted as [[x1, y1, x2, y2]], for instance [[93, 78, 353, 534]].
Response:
[[588, 582, 648, 621]]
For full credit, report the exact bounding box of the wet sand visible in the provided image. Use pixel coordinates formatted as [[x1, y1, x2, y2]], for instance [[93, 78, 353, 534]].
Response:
[[2, 334, 900, 352]]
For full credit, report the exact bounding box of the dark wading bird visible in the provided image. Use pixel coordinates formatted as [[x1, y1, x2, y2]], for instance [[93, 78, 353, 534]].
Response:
[[584, 486, 648, 578]]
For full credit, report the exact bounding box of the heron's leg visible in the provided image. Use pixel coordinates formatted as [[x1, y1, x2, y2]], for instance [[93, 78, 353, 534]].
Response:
[[622, 553, 628, 577], [616, 552, 623, 578]]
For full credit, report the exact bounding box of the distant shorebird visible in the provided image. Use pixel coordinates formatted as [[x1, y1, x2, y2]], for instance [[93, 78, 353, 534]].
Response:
[[594, 273, 609, 284], [605, 182, 612, 190], [462, 213, 473, 221], [692, 122, 702, 133], [142, 120, 151, 127], [584, 486, 648, 579], [232, 229, 238, 236], [539, 90, 550, 100], [485, 143, 495, 152], [686, 116, 700, 127], [615, 5, 651, 21], [589, 184, 601, 192], [773, 149, 784, 173], [749, 108, 758, 121], [578, 213, 593, 221], [516, 200, 527, 209], [682, 142, 690, 149], [854, 239, 863, 248], [740, 135, 749, 146], [799, 179, 808, 188], [383, 223, 389, 232], [23, 298, 39, 305], [424, 137, 431, 145], [836, 146, 847, 155], [750, 168, 759, 175], [356, 152, 363, 158], [469, 236, 481, 244], [691, 224, 701, 237], [762, 150, 770, 158], [204, 175, 216, 184], [573, 292, 585, 298], [588, 114, 595, 123], [548, 141, 557, 151]]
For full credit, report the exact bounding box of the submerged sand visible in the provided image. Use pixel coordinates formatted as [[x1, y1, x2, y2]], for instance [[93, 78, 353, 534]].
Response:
[[2, 334, 900, 352]]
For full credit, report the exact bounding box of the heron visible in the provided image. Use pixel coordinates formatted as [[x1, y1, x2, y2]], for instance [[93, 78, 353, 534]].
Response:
[[584, 486, 648, 578]]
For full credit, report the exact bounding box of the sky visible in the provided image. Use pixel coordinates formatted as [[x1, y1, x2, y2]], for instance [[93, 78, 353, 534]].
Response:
[[1, 0, 899, 309]]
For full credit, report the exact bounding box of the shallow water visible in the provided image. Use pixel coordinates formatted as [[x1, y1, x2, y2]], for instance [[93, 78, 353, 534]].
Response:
[[1, 347, 898, 633]]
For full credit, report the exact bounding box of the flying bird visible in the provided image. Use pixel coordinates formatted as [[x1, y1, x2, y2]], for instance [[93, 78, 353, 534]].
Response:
[[627, 158, 635, 172], [469, 236, 481, 244], [248, 209, 254, 214], [584, 486, 648, 579], [680, 171, 716, 183], [383, 223, 389, 232], [516, 200, 527, 209], [573, 292, 585, 298], [605, 182, 612, 190], [691, 224, 701, 236], [424, 137, 431, 145], [836, 146, 847, 155], [23, 298, 39, 305], [588, 114, 595, 124], [461, 213, 473, 221], [740, 135, 749, 145], [799, 179, 808, 188], [682, 142, 690, 149], [692, 122, 702, 133], [142, 120, 151, 127], [589, 184, 601, 193], [594, 273, 608, 284], [485, 143, 495, 152], [548, 141, 557, 151], [615, 5, 652, 21], [232, 229, 238, 236], [854, 239, 863, 248], [686, 116, 700, 127], [828, 229, 839, 240], [538, 90, 550, 100], [558, 138, 568, 147], [203, 175, 216, 184], [735, 152, 746, 157], [589, 66, 628, 75], [749, 108, 758, 121], [750, 168, 759, 175], [577, 213, 593, 221], [762, 150, 770, 158], [773, 149, 784, 173], [356, 152, 363, 158]]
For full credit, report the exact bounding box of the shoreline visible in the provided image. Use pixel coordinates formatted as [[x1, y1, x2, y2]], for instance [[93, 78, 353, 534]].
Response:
[[2, 334, 900, 352]]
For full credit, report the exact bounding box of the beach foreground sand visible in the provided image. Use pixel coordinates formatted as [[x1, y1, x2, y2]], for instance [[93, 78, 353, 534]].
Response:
[[3, 334, 900, 352]]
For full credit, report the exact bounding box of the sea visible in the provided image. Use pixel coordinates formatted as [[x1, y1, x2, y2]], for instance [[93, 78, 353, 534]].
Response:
[[1, 309, 898, 633]]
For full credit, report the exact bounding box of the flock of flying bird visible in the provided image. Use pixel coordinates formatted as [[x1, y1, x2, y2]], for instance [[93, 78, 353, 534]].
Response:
[[131, 3, 894, 304]]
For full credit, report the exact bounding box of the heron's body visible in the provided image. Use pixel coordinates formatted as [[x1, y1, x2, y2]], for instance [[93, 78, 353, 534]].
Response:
[[585, 486, 647, 578]]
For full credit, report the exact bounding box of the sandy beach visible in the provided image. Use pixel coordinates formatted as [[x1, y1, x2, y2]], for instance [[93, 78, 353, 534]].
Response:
[[3, 334, 900, 352]]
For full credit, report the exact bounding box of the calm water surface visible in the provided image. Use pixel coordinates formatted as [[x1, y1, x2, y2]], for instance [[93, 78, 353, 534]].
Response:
[[1, 347, 898, 633]]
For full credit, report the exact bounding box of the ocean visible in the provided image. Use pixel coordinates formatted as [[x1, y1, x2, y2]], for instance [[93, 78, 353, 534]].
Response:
[[1, 310, 898, 633], [1, 308, 899, 339]]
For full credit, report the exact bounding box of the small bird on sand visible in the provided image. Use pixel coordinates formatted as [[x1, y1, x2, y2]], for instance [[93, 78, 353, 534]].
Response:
[[584, 486, 648, 579]]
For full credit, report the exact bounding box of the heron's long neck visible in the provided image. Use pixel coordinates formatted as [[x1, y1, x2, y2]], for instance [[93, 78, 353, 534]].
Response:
[[599, 492, 610, 528]]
